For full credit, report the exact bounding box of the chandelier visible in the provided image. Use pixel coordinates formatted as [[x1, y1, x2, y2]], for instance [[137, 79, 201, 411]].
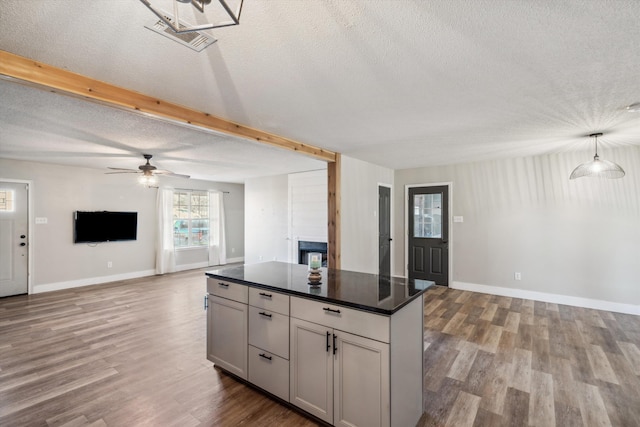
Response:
[[140, 0, 243, 34]]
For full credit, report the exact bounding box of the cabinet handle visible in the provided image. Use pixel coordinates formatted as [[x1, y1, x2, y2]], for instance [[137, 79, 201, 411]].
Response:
[[259, 292, 272, 298], [259, 353, 272, 361], [333, 333, 337, 355], [326, 331, 331, 352], [323, 307, 341, 314], [218, 282, 229, 288], [204, 295, 208, 310], [259, 311, 272, 318]]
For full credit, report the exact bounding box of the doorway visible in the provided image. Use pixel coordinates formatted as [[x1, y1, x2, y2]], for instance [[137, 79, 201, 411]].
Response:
[[407, 184, 449, 286], [378, 185, 391, 277], [0, 181, 29, 297]]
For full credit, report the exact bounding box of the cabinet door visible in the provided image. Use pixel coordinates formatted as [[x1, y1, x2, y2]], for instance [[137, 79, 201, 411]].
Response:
[[290, 318, 333, 423], [207, 295, 248, 379], [334, 331, 390, 427]]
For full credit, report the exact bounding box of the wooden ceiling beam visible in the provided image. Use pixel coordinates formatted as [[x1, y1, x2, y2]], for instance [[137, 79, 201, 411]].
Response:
[[0, 50, 336, 163]]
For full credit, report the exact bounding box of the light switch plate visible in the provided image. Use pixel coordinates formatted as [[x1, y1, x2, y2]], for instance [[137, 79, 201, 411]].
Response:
[[35, 217, 48, 224], [453, 216, 464, 223]]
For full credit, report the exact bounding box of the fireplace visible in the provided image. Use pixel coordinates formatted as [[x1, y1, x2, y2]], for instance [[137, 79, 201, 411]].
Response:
[[298, 241, 328, 267]]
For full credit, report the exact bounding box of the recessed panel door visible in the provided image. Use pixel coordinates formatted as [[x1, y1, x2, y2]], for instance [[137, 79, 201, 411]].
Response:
[[408, 185, 449, 285], [378, 185, 391, 277], [0, 182, 28, 297]]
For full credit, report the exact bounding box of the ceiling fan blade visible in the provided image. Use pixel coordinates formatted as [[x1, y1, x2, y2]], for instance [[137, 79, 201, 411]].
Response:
[[155, 171, 191, 179], [105, 171, 141, 174], [107, 167, 139, 171]]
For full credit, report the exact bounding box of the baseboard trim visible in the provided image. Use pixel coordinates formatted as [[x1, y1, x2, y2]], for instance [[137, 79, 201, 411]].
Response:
[[452, 281, 640, 316], [175, 262, 210, 272], [34, 269, 156, 294], [225, 257, 244, 264]]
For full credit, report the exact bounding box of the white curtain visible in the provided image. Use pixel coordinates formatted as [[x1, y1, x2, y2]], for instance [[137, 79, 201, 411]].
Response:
[[156, 188, 176, 274], [208, 190, 227, 266]]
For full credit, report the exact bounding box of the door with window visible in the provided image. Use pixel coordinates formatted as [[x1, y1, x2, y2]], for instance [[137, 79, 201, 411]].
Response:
[[0, 182, 29, 297], [408, 185, 449, 285]]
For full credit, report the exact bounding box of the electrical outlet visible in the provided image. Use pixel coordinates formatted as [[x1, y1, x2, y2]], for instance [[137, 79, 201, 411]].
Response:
[[107, 261, 113, 268], [514, 272, 521, 280]]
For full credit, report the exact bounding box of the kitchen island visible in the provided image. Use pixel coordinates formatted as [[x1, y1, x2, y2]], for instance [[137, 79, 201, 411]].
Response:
[[205, 261, 431, 427]]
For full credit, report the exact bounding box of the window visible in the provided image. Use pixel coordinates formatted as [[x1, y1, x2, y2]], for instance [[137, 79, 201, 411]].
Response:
[[413, 193, 442, 238], [0, 190, 14, 212], [173, 190, 209, 248]]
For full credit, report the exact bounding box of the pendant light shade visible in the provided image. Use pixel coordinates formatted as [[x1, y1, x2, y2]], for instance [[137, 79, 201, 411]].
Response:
[[569, 133, 625, 180]]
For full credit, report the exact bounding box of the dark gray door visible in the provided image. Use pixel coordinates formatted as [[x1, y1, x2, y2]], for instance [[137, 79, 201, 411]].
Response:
[[378, 186, 391, 277], [408, 185, 448, 285]]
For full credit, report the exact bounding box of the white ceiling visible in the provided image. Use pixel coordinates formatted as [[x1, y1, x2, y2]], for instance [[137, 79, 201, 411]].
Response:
[[1, 0, 640, 183]]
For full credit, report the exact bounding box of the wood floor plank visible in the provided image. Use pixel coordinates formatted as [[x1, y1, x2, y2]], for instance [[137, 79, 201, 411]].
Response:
[[445, 391, 481, 427]]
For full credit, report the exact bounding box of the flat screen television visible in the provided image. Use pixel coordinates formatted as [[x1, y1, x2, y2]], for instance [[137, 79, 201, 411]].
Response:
[[74, 211, 138, 243]]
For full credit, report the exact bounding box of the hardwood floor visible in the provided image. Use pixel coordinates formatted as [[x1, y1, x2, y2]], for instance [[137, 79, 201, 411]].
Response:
[[1, 270, 638, 426], [419, 286, 640, 427]]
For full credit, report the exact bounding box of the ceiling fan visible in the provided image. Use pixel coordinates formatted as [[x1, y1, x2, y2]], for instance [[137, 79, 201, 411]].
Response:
[[107, 154, 190, 186]]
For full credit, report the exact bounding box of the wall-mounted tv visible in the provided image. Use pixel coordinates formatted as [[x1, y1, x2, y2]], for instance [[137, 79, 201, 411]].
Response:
[[74, 211, 138, 243]]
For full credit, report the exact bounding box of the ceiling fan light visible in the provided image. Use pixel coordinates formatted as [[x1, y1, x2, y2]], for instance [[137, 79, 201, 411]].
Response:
[[138, 174, 158, 187]]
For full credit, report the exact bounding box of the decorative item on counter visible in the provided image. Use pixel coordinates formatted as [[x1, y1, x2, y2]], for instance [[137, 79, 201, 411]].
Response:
[[307, 252, 322, 286]]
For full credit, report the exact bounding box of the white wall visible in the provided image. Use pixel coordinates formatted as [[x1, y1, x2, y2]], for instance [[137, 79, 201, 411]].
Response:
[[0, 159, 244, 293], [394, 145, 640, 311], [244, 174, 289, 264], [288, 169, 328, 261], [245, 169, 328, 265], [340, 155, 394, 273]]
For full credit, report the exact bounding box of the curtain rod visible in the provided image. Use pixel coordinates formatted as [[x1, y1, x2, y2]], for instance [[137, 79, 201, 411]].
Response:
[[173, 187, 230, 194]]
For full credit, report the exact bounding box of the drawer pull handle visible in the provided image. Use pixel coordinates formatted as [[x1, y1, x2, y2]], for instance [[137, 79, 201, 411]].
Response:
[[204, 295, 208, 310], [323, 307, 341, 314], [259, 353, 272, 361], [259, 311, 272, 318], [259, 292, 272, 298], [333, 333, 337, 355], [326, 331, 331, 352], [218, 282, 229, 288]]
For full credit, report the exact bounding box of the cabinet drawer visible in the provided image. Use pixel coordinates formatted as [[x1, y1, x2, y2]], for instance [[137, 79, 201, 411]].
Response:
[[207, 278, 248, 304], [248, 345, 289, 402], [290, 296, 390, 343], [249, 287, 290, 316], [248, 306, 289, 359]]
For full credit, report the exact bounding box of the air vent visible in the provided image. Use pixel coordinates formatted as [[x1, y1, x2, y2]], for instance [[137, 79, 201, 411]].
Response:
[[144, 12, 217, 52]]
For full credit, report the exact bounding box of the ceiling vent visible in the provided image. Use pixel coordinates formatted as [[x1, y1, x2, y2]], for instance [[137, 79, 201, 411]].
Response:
[[145, 12, 217, 52]]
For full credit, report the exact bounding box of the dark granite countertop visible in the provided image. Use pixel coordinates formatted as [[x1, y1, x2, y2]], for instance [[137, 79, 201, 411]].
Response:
[[205, 261, 433, 315]]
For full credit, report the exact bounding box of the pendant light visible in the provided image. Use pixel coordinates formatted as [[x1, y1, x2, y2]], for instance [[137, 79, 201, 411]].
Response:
[[140, 0, 243, 34], [569, 133, 625, 179]]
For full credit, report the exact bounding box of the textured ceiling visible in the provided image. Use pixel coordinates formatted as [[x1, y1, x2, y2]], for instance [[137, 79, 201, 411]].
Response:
[[1, 0, 640, 183]]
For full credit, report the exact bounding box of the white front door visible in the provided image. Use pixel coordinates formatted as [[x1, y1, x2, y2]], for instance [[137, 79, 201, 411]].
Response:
[[0, 182, 29, 297]]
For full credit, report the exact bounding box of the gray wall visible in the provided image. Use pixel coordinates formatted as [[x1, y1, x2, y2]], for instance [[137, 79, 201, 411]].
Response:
[[0, 158, 244, 292], [394, 145, 640, 306], [340, 155, 394, 273]]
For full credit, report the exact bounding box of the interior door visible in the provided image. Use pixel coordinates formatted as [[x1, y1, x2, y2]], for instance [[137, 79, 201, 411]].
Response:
[[408, 185, 449, 285], [378, 185, 391, 277], [0, 182, 29, 297]]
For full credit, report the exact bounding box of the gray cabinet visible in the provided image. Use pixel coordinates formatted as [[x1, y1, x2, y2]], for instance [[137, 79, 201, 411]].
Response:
[[289, 298, 390, 427], [247, 288, 291, 401], [206, 278, 248, 379], [207, 294, 248, 379]]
